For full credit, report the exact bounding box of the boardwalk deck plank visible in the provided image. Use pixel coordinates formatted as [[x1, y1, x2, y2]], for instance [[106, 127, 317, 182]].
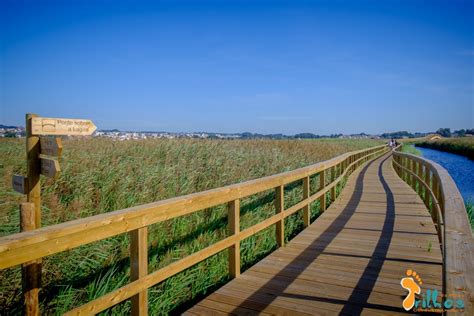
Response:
[[185, 153, 443, 315]]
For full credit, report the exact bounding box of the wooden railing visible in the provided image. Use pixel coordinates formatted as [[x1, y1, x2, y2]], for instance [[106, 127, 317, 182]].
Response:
[[392, 151, 474, 314], [0, 144, 388, 315]]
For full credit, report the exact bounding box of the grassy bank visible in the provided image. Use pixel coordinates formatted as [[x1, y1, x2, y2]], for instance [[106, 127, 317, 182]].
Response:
[[466, 202, 474, 232], [416, 137, 474, 160], [0, 137, 383, 314], [399, 143, 421, 155]]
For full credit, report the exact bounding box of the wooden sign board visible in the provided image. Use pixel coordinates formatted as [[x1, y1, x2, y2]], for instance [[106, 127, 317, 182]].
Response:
[[41, 158, 61, 178], [40, 137, 63, 157], [31, 117, 96, 136], [12, 175, 28, 194]]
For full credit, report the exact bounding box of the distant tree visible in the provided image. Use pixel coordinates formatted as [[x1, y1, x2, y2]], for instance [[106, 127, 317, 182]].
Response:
[[381, 131, 413, 139], [294, 133, 318, 139], [454, 129, 466, 137], [436, 128, 451, 137], [4, 131, 17, 138]]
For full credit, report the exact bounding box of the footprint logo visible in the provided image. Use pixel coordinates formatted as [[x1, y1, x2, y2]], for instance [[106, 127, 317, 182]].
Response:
[[400, 269, 423, 311]]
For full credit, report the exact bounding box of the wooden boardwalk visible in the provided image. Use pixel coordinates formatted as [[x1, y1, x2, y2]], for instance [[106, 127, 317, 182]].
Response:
[[185, 153, 443, 315]]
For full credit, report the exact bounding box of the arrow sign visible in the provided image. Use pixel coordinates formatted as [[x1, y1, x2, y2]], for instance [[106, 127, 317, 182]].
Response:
[[41, 158, 61, 178], [40, 137, 63, 157], [12, 175, 28, 194], [31, 117, 96, 136]]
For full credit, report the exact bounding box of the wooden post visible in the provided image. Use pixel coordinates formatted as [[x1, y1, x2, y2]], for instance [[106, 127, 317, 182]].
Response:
[[23, 114, 42, 315], [130, 227, 148, 316], [433, 176, 444, 217], [424, 164, 431, 207], [319, 171, 326, 212], [228, 199, 240, 277], [330, 166, 336, 202], [302, 176, 310, 227], [417, 161, 423, 196], [26, 114, 41, 229], [20, 203, 40, 316], [275, 185, 284, 247]]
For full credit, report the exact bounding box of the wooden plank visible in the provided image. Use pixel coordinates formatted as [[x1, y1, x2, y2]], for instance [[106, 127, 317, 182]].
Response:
[[40, 137, 63, 157], [40, 157, 60, 178], [302, 176, 310, 227], [12, 175, 28, 194], [228, 199, 240, 278], [31, 117, 97, 136], [130, 227, 148, 316], [319, 171, 326, 212], [275, 185, 284, 247], [330, 166, 336, 202]]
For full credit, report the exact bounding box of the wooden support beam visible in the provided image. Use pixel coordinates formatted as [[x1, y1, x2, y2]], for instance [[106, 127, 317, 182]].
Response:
[[330, 166, 336, 202], [417, 161, 423, 196], [424, 164, 431, 207], [319, 171, 326, 212], [130, 227, 148, 316], [228, 199, 240, 278], [302, 176, 310, 227], [275, 185, 284, 247], [20, 203, 40, 316], [26, 114, 41, 229]]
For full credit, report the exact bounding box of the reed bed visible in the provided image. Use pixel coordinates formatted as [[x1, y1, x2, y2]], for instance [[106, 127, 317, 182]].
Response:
[[0, 137, 383, 314], [416, 137, 474, 160]]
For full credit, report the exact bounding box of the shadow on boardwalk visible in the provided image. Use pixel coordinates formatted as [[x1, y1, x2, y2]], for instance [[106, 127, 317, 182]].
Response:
[[229, 155, 403, 314]]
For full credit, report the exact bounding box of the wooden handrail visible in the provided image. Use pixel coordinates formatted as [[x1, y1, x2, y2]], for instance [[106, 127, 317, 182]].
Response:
[[0, 144, 388, 315], [392, 151, 474, 314]]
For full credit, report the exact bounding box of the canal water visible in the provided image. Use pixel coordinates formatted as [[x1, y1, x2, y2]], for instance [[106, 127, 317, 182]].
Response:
[[415, 146, 474, 203]]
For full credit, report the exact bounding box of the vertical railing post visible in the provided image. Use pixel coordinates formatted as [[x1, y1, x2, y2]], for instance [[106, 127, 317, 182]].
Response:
[[433, 175, 444, 218], [228, 199, 240, 277], [401, 156, 406, 181], [319, 170, 326, 212], [275, 185, 285, 247], [424, 163, 431, 207], [130, 227, 148, 316], [417, 161, 423, 197], [303, 176, 310, 227], [330, 166, 336, 202], [20, 202, 40, 316], [410, 159, 416, 188]]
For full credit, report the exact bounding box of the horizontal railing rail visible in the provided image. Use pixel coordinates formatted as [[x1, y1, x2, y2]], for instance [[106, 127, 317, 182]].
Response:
[[1, 144, 388, 315], [392, 150, 474, 314]]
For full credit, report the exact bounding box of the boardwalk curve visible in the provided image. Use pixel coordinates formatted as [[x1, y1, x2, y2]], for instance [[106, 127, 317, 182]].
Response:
[[185, 153, 443, 315]]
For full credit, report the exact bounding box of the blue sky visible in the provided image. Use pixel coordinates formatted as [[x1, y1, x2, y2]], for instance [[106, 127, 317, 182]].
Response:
[[1, 0, 473, 134]]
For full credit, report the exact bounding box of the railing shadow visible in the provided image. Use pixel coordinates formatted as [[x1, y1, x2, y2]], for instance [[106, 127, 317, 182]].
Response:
[[229, 154, 399, 314]]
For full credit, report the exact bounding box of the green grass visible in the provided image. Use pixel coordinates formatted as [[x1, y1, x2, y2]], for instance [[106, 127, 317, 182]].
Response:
[[399, 143, 421, 155], [0, 137, 384, 314], [416, 137, 474, 160], [466, 201, 474, 232]]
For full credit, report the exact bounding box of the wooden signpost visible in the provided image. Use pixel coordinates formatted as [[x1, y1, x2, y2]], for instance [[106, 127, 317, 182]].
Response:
[[13, 113, 96, 316], [31, 117, 96, 136], [39, 137, 63, 157]]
